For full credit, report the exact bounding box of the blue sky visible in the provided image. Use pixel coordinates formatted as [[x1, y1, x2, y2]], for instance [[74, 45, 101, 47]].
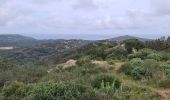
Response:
[[0, 0, 170, 39]]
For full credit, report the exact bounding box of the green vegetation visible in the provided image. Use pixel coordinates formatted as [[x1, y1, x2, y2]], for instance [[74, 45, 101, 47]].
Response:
[[91, 74, 115, 89], [125, 39, 145, 53], [0, 36, 170, 100]]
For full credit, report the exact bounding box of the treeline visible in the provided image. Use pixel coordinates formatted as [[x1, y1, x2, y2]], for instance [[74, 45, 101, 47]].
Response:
[[145, 36, 170, 51]]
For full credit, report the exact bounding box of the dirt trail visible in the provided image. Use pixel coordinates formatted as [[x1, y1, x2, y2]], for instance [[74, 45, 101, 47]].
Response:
[[114, 62, 124, 71], [153, 89, 170, 100], [92, 60, 125, 71]]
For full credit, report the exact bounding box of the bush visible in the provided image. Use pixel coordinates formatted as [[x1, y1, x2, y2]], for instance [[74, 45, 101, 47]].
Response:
[[143, 59, 160, 72], [91, 74, 115, 89], [129, 58, 144, 66], [76, 56, 91, 66], [163, 64, 170, 75], [2, 81, 100, 100], [119, 58, 143, 75], [80, 89, 99, 100], [124, 39, 145, 53], [106, 59, 115, 65], [0, 60, 15, 71], [159, 79, 170, 88], [119, 59, 154, 80], [29, 82, 91, 100], [128, 49, 155, 60], [79, 63, 100, 75], [2, 81, 31, 99], [160, 52, 170, 61], [114, 79, 121, 89], [147, 53, 162, 61], [118, 63, 133, 75], [106, 47, 128, 60], [131, 67, 145, 80]]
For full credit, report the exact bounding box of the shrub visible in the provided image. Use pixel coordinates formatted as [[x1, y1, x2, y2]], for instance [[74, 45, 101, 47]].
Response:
[[163, 64, 170, 75], [131, 67, 145, 80], [29, 82, 90, 100], [118, 63, 133, 75], [160, 52, 170, 61], [124, 39, 145, 53], [129, 58, 144, 66], [106, 59, 115, 65], [159, 79, 170, 88], [0, 60, 15, 71], [114, 79, 121, 89], [106, 47, 128, 60], [119, 58, 143, 75], [2, 81, 31, 99], [147, 53, 162, 61], [15, 66, 48, 83], [91, 74, 115, 89], [79, 63, 99, 75], [128, 49, 155, 60], [80, 89, 99, 100], [143, 59, 160, 72], [76, 56, 91, 66], [119, 59, 154, 80]]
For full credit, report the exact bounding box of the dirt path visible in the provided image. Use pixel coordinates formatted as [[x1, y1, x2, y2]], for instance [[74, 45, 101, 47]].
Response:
[[92, 60, 125, 71], [153, 89, 170, 100], [114, 62, 125, 71]]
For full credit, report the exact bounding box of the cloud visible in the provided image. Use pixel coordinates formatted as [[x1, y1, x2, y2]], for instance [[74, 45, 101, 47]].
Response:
[[73, 0, 99, 10], [0, 0, 169, 37], [151, 0, 170, 15]]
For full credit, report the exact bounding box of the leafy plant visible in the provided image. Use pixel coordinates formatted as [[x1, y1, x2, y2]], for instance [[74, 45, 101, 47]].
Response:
[[92, 74, 115, 89], [131, 67, 145, 80], [76, 56, 91, 66], [147, 53, 162, 61]]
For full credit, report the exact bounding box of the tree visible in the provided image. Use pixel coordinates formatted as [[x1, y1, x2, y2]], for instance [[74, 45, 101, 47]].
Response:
[[124, 39, 145, 53], [145, 39, 168, 51], [167, 36, 170, 46]]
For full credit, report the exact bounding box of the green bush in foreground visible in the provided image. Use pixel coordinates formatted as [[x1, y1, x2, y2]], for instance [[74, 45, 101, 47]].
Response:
[[30, 82, 99, 100], [2, 81, 99, 100], [2, 81, 31, 100]]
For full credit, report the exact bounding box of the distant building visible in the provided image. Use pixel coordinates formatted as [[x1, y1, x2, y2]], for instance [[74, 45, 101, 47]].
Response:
[[0, 46, 14, 50]]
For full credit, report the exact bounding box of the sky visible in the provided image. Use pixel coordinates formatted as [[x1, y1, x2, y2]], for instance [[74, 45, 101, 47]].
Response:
[[0, 0, 170, 39]]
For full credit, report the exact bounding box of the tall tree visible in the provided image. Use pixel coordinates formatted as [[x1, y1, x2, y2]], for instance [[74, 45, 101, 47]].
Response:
[[125, 39, 145, 53]]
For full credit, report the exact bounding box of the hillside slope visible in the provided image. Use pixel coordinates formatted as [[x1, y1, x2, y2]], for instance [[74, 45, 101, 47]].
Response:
[[0, 34, 37, 47], [107, 35, 151, 42]]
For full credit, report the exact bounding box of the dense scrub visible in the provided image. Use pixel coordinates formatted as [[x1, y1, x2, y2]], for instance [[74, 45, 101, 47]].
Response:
[[0, 37, 170, 100]]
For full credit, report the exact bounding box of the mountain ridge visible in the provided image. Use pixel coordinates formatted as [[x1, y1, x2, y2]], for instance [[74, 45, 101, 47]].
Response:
[[0, 34, 151, 41]]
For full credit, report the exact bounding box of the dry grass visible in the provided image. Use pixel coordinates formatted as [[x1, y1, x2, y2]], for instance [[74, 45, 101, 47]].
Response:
[[63, 59, 76, 69]]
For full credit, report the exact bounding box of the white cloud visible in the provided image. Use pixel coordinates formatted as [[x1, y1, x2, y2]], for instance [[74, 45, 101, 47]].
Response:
[[0, 0, 169, 37], [73, 0, 99, 10], [151, 0, 170, 15]]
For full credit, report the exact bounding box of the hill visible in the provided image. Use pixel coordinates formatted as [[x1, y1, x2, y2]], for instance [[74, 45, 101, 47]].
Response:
[[107, 35, 151, 42], [0, 34, 37, 47]]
